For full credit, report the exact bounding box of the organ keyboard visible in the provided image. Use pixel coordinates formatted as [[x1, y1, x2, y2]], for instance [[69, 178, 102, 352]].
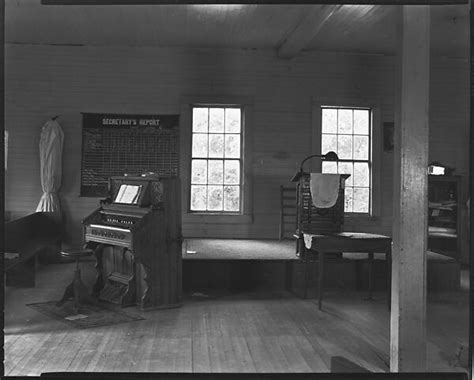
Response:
[[83, 175, 182, 310]]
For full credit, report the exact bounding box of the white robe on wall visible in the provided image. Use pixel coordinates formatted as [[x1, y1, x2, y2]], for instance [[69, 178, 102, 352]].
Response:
[[36, 119, 64, 218]]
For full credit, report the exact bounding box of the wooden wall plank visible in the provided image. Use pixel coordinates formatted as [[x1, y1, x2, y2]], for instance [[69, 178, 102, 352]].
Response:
[[4, 44, 469, 245]]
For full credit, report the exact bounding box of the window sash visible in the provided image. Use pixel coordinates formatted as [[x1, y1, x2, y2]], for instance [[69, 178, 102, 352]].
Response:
[[321, 106, 372, 214], [190, 106, 243, 213]]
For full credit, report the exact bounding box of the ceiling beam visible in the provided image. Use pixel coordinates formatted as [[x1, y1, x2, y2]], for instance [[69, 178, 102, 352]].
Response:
[[277, 5, 342, 59]]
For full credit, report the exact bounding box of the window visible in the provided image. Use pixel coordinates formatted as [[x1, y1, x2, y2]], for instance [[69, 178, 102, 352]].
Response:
[[321, 106, 371, 213], [190, 106, 242, 212]]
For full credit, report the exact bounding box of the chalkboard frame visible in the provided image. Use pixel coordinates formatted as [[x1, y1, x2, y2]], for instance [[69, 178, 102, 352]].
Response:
[[80, 113, 179, 197]]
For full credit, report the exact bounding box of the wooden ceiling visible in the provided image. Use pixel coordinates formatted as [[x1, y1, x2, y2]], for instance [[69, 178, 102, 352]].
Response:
[[5, 1, 470, 58]]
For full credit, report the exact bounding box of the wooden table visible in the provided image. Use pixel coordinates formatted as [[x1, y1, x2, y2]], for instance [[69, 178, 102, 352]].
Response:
[[302, 232, 392, 310]]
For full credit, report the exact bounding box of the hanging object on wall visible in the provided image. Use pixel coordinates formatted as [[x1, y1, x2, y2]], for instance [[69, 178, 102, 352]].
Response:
[[36, 117, 64, 219], [80, 113, 179, 197], [383, 122, 394, 152]]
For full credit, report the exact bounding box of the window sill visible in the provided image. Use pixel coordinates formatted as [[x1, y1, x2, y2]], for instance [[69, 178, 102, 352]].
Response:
[[183, 213, 253, 225]]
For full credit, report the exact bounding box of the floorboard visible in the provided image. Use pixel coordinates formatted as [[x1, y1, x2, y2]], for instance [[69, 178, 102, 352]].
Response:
[[4, 260, 469, 376]]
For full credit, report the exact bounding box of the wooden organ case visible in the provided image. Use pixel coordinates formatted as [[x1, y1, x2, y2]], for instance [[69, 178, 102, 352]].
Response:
[[83, 176, 182, 310]]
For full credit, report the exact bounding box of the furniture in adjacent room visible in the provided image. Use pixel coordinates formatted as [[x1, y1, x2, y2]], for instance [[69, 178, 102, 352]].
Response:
[[428, 175, 467, 262], [5, 212, 62, 287], [83, 175, 182, 311]]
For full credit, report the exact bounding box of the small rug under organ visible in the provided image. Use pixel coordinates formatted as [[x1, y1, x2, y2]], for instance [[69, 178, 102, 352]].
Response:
[[27, 300, 144, 329]]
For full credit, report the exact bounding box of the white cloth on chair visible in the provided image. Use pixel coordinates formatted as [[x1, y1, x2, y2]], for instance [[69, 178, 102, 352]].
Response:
[[309, 173, 343, 208]]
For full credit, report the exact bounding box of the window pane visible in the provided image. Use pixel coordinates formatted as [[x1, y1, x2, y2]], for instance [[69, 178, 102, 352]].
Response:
[[321, 134, 337, 155], [337, 135, 352, 159], [192, 134, 208, 158], [338, 162, 353, 187], [191, 159, 207, 184], [224, 160, 240, 184], [344, 187, 353, 212], [322, 161, 337, 173], [353, 162, 370, 187], [208, 186, 223, 211], [208, 160, 223, 184], [354, 135, 369, 160], [353, 187, 369, 213], [190, 185, 207, 211], [193, 108, 208, 133], [209, 134, 224, 158], [225, 134, 240, 158], [322, 108, 337, 133], [224, 186, 240, 211], [338, 109, 353, 134], [354, 109, 369, 135], [209, 108, 224, 133], [225, 108, 241, 133]]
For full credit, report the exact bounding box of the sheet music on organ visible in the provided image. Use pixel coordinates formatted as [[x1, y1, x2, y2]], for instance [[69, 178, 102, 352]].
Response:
[[114, 184, 142, 204]]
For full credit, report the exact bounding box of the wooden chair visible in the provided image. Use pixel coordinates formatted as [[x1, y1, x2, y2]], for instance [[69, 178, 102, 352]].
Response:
[[292, 173, 346, 299], [293, 174, 391, 309], [295, 174, 346, 257], [279, 185, 297, 240]]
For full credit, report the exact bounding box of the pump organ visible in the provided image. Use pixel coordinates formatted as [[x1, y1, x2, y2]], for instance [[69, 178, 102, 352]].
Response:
[[83, 176, 182, 310]]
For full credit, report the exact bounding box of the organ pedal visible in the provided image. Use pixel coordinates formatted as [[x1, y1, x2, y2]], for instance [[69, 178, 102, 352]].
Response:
[[99, 271, 136, 307]]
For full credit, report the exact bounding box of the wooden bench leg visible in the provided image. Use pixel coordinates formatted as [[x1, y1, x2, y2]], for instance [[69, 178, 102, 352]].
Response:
[[387, 251, 392, 310], [368, 252, 374, 300], [318, 250, 324, 310]]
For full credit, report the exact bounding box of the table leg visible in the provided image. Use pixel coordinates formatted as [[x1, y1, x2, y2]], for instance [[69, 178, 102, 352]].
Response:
[[318, 250, 324, 310], [303, 242, 308, 299], [368, 252, 374, 300], [387, 251, 391, 310]]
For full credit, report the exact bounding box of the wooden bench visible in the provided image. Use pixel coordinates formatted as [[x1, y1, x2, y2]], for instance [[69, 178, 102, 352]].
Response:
[[5, 212, 62, 287]]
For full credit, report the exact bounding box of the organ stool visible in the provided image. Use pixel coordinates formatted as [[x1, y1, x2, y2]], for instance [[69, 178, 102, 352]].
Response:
[[56, 248, 98, 313]]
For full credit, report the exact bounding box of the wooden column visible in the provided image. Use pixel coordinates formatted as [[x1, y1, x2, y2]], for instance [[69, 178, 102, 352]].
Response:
[[390, 5, 430, 372]]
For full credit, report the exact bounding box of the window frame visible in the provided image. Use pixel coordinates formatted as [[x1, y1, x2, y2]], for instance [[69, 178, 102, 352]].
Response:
[[320, 105, 372, 215], [189, 105, 244, 214], [312, 98, 382, 218], [180, 95, 254, 226]]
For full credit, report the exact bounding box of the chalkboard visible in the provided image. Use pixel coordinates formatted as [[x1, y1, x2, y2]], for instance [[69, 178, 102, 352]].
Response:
[[81, 113, 179, 197]]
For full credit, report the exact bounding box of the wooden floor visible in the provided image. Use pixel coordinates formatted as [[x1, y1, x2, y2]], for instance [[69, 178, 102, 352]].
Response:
[[4, 260, 469, 376]]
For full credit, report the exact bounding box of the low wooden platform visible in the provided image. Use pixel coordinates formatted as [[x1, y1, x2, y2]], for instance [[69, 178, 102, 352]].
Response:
[[182, 239, 461, 295], [182, 239, 298, 260]]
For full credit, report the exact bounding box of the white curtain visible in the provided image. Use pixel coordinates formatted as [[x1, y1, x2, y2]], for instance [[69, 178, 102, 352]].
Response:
[[36, 119, 64, 217]]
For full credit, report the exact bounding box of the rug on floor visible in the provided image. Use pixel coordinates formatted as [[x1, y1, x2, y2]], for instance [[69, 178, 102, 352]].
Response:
[[27, 300, 145, 329]]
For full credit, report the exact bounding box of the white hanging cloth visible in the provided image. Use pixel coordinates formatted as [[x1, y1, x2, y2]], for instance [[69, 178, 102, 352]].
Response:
[[309, 173, 343, 208], [36, 119, 64, 217]]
